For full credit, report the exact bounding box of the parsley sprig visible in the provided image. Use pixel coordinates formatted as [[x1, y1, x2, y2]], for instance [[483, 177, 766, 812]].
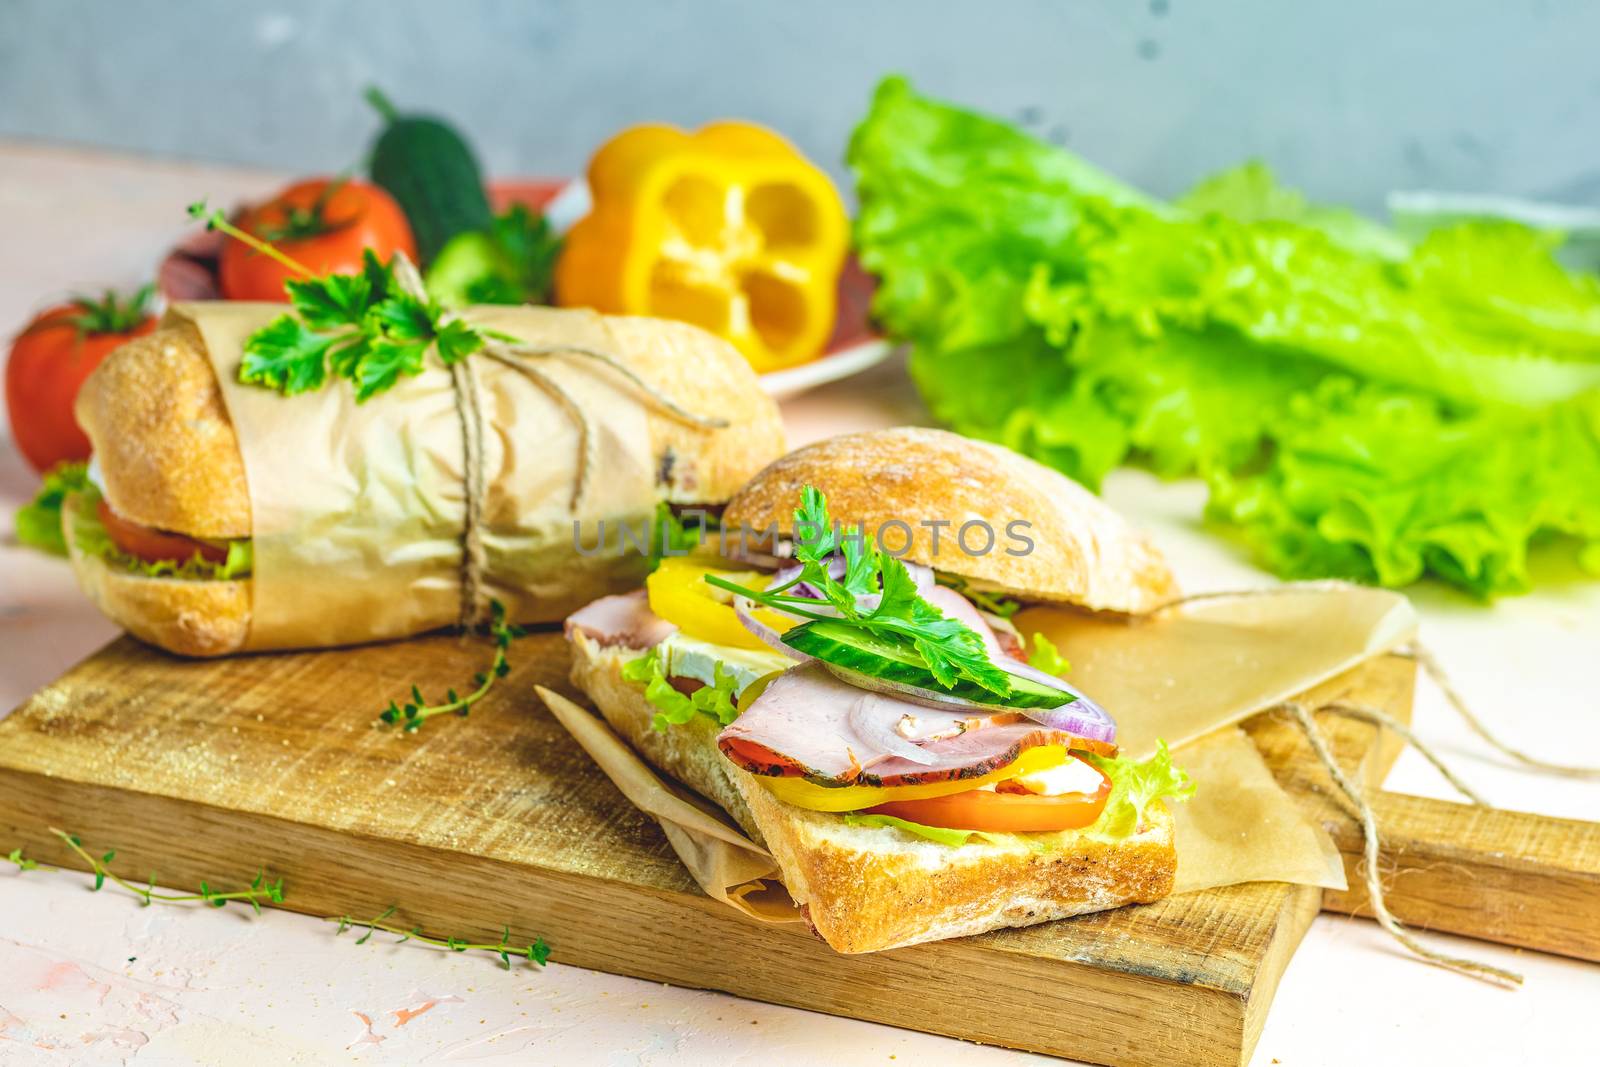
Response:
[[379, 599, 525, 732], [188, 201, 497, 402], [705, 487, 1013, 698]]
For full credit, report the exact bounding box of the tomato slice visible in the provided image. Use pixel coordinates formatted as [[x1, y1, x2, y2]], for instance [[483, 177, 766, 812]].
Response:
[[866, 758, 1110, 832], [96, 499, 229, 565]]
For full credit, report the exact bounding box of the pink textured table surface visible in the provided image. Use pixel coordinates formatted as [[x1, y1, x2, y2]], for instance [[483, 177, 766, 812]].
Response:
[[0, 141, 1595, 1066]]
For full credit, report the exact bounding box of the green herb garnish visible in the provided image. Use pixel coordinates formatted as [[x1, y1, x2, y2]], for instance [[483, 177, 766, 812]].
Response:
[[706, 486, 1012, 699], [188, 201, 497, 402], [379, 599, 524, 732], [331, 906, 550, 970], [46, 828, 283, 912]]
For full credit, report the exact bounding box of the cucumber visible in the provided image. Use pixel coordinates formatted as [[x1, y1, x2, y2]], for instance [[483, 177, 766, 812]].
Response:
[[782, 619, 1069, 709], [366, 88, 493, 265]]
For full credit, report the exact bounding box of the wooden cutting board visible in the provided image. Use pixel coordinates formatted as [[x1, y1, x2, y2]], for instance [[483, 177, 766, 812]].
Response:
[[0, 634, 1592, 1066]]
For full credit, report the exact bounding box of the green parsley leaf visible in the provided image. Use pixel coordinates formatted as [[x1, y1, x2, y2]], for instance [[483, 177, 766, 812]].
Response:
[[238, 315, 335, 395], [236, 248, 510, 403], [710, 485, 1013, 698], [285, 273, 373, 330]]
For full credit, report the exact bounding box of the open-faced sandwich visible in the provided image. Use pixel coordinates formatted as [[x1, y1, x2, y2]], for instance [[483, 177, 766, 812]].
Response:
[[565, 427, 1194, 953]]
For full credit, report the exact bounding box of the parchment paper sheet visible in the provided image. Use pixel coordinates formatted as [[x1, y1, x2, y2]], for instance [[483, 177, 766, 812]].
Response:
[[538, 583, 1418, 923], [176, 303, 661, 650]]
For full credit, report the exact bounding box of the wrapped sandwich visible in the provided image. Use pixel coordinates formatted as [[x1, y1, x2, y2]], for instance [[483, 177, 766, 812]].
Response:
[[65, 284, 784, 656], [564, 427, 1194, 953]]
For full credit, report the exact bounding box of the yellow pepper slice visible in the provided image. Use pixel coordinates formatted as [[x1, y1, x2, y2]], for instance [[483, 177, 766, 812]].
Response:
[[646, 557, 796, 652], [757, 745, 1071, 813], [555, 121, 850, 373]]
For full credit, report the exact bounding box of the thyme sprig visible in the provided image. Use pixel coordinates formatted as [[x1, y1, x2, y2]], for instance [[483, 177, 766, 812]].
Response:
[[7, 847, 49, 872], [13, 835, 552, 971], [379, 598, 525, 732], [48, 828, 285, 912], [331, 906, 551, 970]]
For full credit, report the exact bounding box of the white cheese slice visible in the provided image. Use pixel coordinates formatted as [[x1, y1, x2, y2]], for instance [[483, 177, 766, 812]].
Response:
[[658, 633, 793, 696], [1009, 756, 1107, 797]]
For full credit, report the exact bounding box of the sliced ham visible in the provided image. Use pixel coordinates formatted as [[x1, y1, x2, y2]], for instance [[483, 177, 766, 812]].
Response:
[[718, 662, 1114, 787], [565, 590, 676, 649]]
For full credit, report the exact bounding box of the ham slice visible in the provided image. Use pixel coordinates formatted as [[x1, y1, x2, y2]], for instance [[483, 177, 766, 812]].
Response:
[[565, 590, 676, 649], [718, 662, 1113, 787]]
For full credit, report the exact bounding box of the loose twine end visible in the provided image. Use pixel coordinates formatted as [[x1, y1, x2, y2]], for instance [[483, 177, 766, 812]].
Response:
[[1282, 701, 1524, 988], [1149, 586, 1600, 987]]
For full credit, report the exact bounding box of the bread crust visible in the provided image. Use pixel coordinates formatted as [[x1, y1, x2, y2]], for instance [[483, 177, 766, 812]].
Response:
[[722, 427, 1179, 615], [569, 633, 1177, 954], [74, 316, 252, 539], [62, 493, 251, 658]]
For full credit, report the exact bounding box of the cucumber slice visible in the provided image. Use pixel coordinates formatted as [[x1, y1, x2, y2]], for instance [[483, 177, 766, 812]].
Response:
[[781, 619, 1069, 709]]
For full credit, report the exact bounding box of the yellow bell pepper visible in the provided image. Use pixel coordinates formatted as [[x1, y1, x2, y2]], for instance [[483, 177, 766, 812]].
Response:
[[646, 557, 796, 652], [556, 121, 850, 373], [758, 746, 1072, 813]]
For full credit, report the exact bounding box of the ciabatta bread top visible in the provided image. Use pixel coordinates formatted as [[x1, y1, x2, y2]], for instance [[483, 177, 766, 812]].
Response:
[[569, 633, 1177, 954], [74, 317, 252, 539], [74, 310, 786, 540], [722, 427, 1178, 614]]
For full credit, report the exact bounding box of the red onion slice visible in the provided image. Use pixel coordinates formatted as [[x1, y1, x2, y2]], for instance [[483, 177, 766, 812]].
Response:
[[733, 597, 811, 662]]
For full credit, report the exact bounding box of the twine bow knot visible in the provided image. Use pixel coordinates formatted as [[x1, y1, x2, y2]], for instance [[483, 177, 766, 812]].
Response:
[[387, 255, 730, 629]]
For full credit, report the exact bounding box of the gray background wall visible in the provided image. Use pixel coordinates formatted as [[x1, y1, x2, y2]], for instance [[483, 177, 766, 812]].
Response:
[[1, 0, 1597, 214]]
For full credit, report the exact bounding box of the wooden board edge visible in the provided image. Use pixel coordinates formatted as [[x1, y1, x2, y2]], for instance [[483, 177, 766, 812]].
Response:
[[0, 764, 1268, 1067], [1318, 791, 1600, 963]]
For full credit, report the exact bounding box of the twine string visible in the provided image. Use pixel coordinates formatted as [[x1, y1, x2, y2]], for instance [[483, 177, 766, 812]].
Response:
[[1282, 701, 1524, 988], [1407, 642, 1600, 779], [386, 253, 729, 632]]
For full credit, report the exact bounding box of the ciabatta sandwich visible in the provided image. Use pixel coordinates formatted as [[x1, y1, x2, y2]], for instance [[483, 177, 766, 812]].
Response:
[[65, 310, 784, 656], [564, 427, 1193, 954]]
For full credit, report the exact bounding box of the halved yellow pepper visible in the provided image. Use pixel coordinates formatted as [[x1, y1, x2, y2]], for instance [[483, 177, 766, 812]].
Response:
[[758, 746, 1072, 813], [646, 557, 796, 652], [555, 121, 850, 373]]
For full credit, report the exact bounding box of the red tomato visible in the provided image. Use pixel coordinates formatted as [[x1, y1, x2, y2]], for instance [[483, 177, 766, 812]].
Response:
[[5, 293, 156, 474], [96, 498, 228, 565], [866, 760, 1111, 833], [219, 178, 416, 301]]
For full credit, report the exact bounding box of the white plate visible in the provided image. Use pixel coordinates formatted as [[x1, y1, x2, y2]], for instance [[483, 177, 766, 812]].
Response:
[[758, 338, 897, 400]]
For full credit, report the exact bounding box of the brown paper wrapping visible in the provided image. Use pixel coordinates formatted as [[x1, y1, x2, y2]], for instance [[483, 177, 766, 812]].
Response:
[[176, 302, 662, 650], [539, 583, 1418, 920]]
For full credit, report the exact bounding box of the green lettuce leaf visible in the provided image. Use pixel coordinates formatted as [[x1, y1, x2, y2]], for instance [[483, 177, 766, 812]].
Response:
[[850, 77, 1600, 596], [625, 648, 740, 732], [15, 461, 91, 555], [1083, 740, 1196, 838], [68, 484, 253, 581]]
